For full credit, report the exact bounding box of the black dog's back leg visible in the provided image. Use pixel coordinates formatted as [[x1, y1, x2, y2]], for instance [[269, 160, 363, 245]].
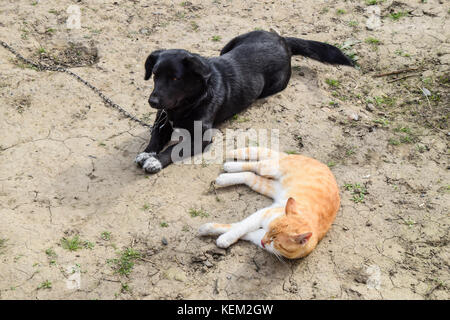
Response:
[[258, 67, 292, 99]]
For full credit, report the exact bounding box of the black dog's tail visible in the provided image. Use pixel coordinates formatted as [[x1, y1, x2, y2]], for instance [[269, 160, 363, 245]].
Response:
[[284, 37, 353, 66]]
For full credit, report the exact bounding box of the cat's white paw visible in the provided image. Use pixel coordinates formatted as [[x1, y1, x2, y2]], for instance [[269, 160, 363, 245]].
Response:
[[223, 161, 243, 173], [198, 223, 215, 236], [216, 234, 235, 248], [142, 156, 162, 173], [135, 152, 155, 166], [215, 174, 229, 186]]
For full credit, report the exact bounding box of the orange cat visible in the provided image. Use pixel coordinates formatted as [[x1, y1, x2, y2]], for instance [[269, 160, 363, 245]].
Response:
[[199, 147, 340, 259]]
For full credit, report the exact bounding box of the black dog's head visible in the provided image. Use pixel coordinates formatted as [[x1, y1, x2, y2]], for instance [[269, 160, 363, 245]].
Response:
[[144, 49, 211, 110]]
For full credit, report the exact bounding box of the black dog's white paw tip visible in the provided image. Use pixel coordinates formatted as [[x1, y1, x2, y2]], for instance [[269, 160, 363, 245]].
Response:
[[135, 152, 156, 167], [142, 156, 162, 173]]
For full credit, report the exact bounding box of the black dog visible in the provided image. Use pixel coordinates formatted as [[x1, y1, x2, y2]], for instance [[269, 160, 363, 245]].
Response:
[[135, 30, 352, 173]]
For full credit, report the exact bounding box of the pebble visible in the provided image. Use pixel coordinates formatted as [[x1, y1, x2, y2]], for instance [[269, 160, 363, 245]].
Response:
[[366, 103, 375, 112], [161, 237, 168, 245], [204, 260, 213, 268]]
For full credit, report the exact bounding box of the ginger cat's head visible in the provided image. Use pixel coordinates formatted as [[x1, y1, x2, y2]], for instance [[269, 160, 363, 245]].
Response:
[[261, 198, 315, 259]]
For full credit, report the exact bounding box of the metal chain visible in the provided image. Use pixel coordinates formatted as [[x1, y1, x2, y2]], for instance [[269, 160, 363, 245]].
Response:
[[0, 40, 152, 128]]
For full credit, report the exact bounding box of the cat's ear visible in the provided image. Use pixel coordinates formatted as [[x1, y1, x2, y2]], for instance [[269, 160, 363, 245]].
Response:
[[294, 232, 312, 245], [285, 197, 300, 216]]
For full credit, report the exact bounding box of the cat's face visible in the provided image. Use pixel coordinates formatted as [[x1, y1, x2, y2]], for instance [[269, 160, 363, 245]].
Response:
[[261, 198, 313, 259]]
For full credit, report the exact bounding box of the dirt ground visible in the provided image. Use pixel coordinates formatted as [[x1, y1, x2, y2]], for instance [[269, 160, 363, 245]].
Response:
[[0, 0, 449, 300]]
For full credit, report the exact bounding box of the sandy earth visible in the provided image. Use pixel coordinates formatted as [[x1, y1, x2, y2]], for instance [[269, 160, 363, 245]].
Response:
[[0, 0, 449, 300]]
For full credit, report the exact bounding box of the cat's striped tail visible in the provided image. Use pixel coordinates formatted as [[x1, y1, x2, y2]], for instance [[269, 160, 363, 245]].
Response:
[[226, 147, 285, 161]]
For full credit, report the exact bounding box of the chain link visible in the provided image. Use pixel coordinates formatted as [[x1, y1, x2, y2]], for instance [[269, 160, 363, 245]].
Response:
[[1, 40, 152, 128]]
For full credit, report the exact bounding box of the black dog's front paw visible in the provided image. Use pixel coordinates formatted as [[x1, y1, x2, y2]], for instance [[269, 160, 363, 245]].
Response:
[[142, 156, 162, 173], [135, 152, 156, 167]]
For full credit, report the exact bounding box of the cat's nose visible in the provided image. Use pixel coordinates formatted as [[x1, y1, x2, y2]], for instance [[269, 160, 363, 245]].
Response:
[[261, 240, 265, 248]]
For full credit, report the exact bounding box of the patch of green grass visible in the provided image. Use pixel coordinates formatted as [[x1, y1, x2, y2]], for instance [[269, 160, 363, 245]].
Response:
[[60, 236, 93, 251], [189, 208, 209, 218], [101, 231, 111, 241], [160, 222, 169, 228], [336, 9, 346, 15], [45, 248, 56, 258], [344, 183, 367, 203], [325, 78, 340, 87], [121, 283, 131, 293], [285, 150, 300, 155], [389, 11, 408, 21], [348, 21, 358, 27], [394, 49, 410, 57], [394, 126, 412, 134], [141, 203, 150, 211], [108, 248, 141, 276], [365, 37, 380, 45], [327, 161, 336, 168], [37, 280, 52, 290], [404, 219, 416, 228], [388, 138, 401, 146], [366, 0, 378, 5], [211, 35, 221, 42], [373, 118, 390, 126]]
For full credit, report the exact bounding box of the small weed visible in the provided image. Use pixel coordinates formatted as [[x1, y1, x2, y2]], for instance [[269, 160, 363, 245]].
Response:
[[389, 12, 408, 21], [348, 21, 358, 27], [108, 248, 141, 276], [101, 231, 111, 241], [327, 161, 336, 168], [388, 138, 400, 146], [365, 37, 380, 45], [141, 203, 150, 211], [374, 95, 396, 107], [373, 118, 390, 126], [394, 49, 410, 57], [211, 35, 221, 42], [336, 9, 346, 15], [189, 208, 209, 218], [285, 150, 300, 155], [61, 236, 93, 251], [37, 280, 52, 290], [45, 248, 56, 258], [344, 183, 367, 203], [325, 78, 340, 87], [160, 222, 169, 228], [404, 219, 416, 228], [121, 283, 131, 293]]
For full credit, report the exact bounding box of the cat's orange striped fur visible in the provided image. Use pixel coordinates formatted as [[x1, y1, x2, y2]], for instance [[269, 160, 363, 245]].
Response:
[[199, 147, 340, 259]]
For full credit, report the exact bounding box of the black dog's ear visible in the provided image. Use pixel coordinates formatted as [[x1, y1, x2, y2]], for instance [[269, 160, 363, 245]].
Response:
[[183, 54, 212, 81], [144, 50, 163, 80]]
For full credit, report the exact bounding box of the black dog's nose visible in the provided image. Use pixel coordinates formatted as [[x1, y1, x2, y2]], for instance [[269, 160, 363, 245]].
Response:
[[148, 95, 161, 108]]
